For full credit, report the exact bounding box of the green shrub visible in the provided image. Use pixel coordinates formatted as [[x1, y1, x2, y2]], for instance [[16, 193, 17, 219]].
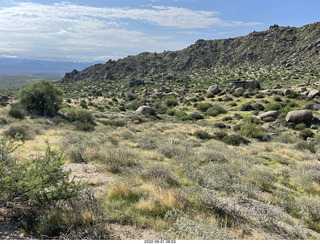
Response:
[[239, 123, 270, 141], [190, 112, 204, 120], [294, 141, 316, 153], [196, 103, 212, 112], [166, 109, 176, 116], [0, 117, 7, 125], [212, 131, 228, 140], [8, 108, 25, 119], [299, 129, 314, 140], [17, 79, 63, 116], [222, 134, 250, 146], [213, 122, 227, 129], [174, 111, 192, 121], [264, 102, 283, 111], [0, 138, 83, 207], [66, 108, 96, 131], [194, 130, 212, 140], [3, 125, 35, 141], [206, 104, 227, 117], [127, 100, 142, 111], [163, 96, 178, 107], [239, 102, 255, 111]]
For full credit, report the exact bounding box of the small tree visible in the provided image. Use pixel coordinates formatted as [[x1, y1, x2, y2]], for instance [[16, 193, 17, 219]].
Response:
[[17, 79, 63, 116]]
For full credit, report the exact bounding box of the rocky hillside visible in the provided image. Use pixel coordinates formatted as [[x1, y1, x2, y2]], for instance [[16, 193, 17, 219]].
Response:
[[59, 22, 320, 85]]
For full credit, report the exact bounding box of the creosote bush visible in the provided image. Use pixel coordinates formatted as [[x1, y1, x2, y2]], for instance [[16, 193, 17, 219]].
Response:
[[8, 108, 25, 119]]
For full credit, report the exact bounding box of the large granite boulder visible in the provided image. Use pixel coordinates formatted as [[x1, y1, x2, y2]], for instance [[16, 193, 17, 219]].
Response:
[[259, 110, 281, 120], [308, 89, 320, 100], [136, 106, 155, 115], [207, 84, 219, 95], [285, 110, 313, 123]]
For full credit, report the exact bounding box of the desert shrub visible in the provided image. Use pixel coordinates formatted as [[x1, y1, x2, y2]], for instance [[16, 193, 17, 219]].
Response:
[[255, 93, 265, 98], [138, 138, 158, 150], [273, 96, 282, 102], [222, 134, 250, 146], [0, 139, 83, 208], [196, 103, 212, 112], [239, 102, 255, 111], [194, 130, 212, 140], [157, 143, 183, 159], [294, 141, 316, 153], [206, 104, 227, 117], [275, 133, 297, 144], [3, 125, 35, 141], [159, 216, 236, 240], [229, 102, 238, 107], [104, 149, 139, 173], [223, 96, 233, 102], [251, 169, 277, 191], [222, 116, 233, 121], [233, 113, 243, 119], [163, 96, 178, 107], [212, 131, 228, 140], [174, 111, 192, 121], [127, 100, 142, 111], [100, 119, 126, 127], [242, 116, 262, 125], [253, 103, 265, 111], [153, 101, 168, 114], [213, 122, 227, 129], [66, 108, 96, 131], [239, 123, 270, 141], [140, 164, 177, 186], [80, 100, 88, 109], [296, 197, 320, 231], [17, 79, 63, 116], [299, 129, 314, 140], [0, 117, 8, 125], [166, 109, 176, 116], [190, 112, 204, 120], [264, 102, 283, 111], [8, 108, 25, 119]]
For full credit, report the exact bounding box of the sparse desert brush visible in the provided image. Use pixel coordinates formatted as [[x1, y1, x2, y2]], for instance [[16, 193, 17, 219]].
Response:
[[222, 134, 250, 146], [135, 185, 182, 217], [139, 163, 177, 186], [3, 124, 35, 141], [194, 130, 212, 140], [8, 108, 25, 119], [294, 141, 316, 153], [206, 104, 227, 117], [108, 182, 145, 203], [103, 148, 140, 173]]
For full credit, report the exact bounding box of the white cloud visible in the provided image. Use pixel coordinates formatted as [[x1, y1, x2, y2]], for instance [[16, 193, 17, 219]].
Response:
[[0, 2, 261, 61]]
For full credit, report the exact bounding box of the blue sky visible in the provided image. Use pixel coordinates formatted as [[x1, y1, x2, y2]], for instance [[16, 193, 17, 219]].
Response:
[[0, 0, 319, 62]]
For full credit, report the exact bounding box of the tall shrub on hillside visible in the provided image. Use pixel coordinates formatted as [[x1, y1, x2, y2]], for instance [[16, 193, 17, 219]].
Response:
[[17, 79, 63, 116]]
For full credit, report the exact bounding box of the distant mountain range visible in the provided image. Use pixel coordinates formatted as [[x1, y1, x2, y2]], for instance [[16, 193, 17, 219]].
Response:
[[0, 58, 101, 74], [59, 21, 320, 84]]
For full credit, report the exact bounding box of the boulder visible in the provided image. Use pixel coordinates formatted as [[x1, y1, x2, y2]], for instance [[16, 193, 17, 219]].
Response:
[[136, 106, 155, 115], [308, 89, 320, 100], [92, 90, 102, 96], [161, 87, 171, 93], [207, 84, 219, 95], [227, 80, 260, 90], [283, 89, 292, 96], [119, 92, 125, 99], [313, 104, 320, 110], [273, 84, 282, 89], [10, 101, 22, 109], [259, 110, 280, 119], [129, 78, 144, 87], [285, 110, 313, 123], [108, 91, 114, 97]]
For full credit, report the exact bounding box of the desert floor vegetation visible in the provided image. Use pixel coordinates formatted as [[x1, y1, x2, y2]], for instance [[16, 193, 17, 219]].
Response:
[[1, 79, 320, 240]]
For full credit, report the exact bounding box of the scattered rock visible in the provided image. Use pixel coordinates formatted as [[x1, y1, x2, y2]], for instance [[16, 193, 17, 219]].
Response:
[[259, 110, 281, 119], [285, 110, 313, 123], [92, 90, 103, 97], [313, 104, 320, 110], [207, 84, 219, 95], [9, 101, 21, 109], [136, 106, 155, 115], [227, 80, 261, 90], [161, 87, 171, 93], [108, 91, 115, 97], [283, 89, 292, 96], [307, 89, 320, 100], [129, 78, 144, 87], [273, 84, 282, 89]]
